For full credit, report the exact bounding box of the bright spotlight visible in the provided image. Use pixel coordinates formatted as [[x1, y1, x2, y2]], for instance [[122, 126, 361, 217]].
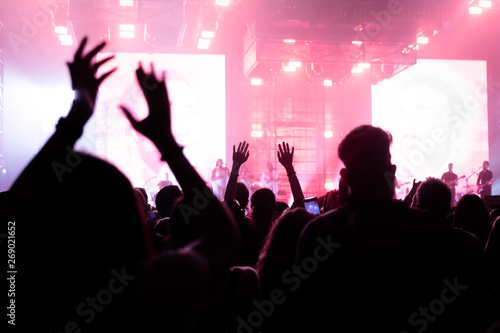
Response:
[[479, 1, 492, 8], [324, 131, 334, 138], [216, 0, 230, 6], [54, 26, 68, 35], [469, 6, 482, 14], [417, 36, 429, 44], [250, 78, 263, 86], [283, 39, 296, 43], [197, 38, 211, 49], [323, 79, 333, 87], [59, 34, 73, 46], [119, 0, 134, 6], [201, 31, 215, 39]]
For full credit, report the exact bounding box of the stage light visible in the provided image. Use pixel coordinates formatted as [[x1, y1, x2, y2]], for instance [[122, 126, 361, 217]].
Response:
[[324, 182, 334, 191], [283, 39, 296, 43], [283, 66, 297, 72], [324, 131, 334, 138], [351, 67, 364, 74], [201, 31, 215, 38], [216, 0, 230, 6], [323, 79, 333, 87], [119, 24, 135, 38], [250, 78, 263, 86], [197, 38, 211, 49], [251, 130, 263, 138], [55, 26, 68, 35], [289, 61, 302, 68], [59, 34, 73, 46], [479, 1, 492, 8], [352, 40, 363, 46], [119, 0, 134, 6], [417, 36, 429, 44], [469, 6, 482, 14], [358, 62, 371, 69]]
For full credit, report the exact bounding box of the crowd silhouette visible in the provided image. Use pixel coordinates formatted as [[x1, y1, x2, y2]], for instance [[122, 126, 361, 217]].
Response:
[[3, 38, 500, 332]]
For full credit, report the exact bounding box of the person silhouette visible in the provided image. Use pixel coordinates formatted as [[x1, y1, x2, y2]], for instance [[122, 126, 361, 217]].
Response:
[[211, 158, 230, 201]]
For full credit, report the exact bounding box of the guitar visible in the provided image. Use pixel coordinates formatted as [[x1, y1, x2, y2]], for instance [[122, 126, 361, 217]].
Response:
[[443, 175, 465, 187], [477, 178, 495, 194]]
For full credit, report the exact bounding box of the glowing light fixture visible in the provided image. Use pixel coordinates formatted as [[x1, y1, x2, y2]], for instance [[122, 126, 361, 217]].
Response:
[[216, 0, 230, 6], [324, 182, 334, 191], [59, 34, 73, 46], [324, 131, 334, 138], [351, 66, 364, 74], [358, 62, 371, 69], [55, 26, 68, 34], [119, 0, 134, 6], [323, 79, 333, 87], [119, 24, 135, 38], [417, 36, 429, 44], [201, 31, 215, 39], [479, 1, 492, 8], [352, 40, 363, 46], [250, 78, 263, 86], [197, 38, 211, 49], [469, 6, 482, 14], [284, 39, 296, 43]]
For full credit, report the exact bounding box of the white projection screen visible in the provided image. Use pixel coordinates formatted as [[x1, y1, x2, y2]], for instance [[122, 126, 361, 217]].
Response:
[[80, 53, 226, 197], [372, 59, 489, 199]]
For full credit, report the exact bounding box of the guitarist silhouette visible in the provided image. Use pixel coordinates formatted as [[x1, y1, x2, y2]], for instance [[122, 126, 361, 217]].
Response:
[[477, 161, 493, 199], [441, 163, 462, 206]]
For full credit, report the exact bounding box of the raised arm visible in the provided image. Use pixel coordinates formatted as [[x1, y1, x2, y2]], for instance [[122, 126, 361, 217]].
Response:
[[278, 141, 305, 205], [224, 141, 249, 203], [7, 38, 115, 216], [120, 63, 240, 266]]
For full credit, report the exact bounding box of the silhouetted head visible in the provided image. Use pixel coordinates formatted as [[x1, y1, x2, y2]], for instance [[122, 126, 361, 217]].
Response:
[[216, 159, 223, 167], [155, 185, 183, 218], [483, 161, 490, 170], [415, 177, 451, 217], [454, 194, 491, 246], [256, 207, 315, 288], [338, 125, 396, 199], [448, 163, 453, 172], [250, 188, 276, 231], [18, 152, 151, 331], [267, 162, 274, 171], [235, 182, 250, 209]]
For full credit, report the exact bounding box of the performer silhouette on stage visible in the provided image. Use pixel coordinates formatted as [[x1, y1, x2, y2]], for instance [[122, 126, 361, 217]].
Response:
[[441, 163, 458, 206], [211, 159, 230, 201], [477, 160, 493, 199], [262, 162, 279, 197]]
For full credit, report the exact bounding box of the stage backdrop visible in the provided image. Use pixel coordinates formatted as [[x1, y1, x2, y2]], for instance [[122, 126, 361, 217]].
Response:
[[372, 59, 489, 199], [87, 53, 226, 196]]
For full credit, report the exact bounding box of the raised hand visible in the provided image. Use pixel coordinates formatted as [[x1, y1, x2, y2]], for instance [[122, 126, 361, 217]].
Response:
[[66, 37, 116, 126], [232, 141, 250, 167], [278, 142, 295, 171], [120, 63, 177, 152]]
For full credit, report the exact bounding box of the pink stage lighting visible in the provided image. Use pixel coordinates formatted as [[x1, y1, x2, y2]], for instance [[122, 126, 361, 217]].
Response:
[[119, 24, 135, 38], [479, 1, 492, 8], [469, 7, 482, 14], [417, 36, 429, 44], [323, 79, 333, 87], [250, 78, 263, 86]]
